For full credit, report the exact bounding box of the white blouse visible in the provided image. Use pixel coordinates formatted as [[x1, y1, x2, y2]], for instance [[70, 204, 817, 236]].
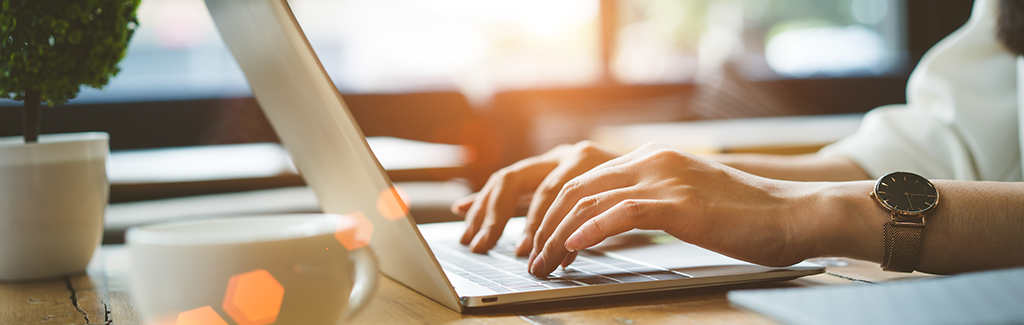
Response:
[[819, 0, 1022, 181]]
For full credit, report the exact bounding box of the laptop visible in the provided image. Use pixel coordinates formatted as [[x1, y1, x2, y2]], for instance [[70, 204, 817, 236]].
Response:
[[204, 0, 824, 312]]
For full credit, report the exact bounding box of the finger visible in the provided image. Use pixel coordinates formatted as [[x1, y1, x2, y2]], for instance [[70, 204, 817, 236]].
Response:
[[517, 141, 619, 255], [525, 144, 665, 251], [528, 164, 635, 263], [527, 143, 674, 271], [564, 199, 664, 252], [460, 181, 495, 245], [470, 161, 556, 253], [529, 184, 637, 276], [462, 165, 526, 245], [469, 172, 527, 252], [463, 144, 571, 247], [561, 251, 578, 268], [583, 142, 654, 171], [517, 157, 602, 256], [451, 194, 476, 216], [535, 198, 663, 276]]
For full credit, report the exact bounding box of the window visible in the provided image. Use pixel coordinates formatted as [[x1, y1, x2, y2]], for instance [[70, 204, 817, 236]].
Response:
[[70, 0, 602, 104], [5, 0, 906, 105], [613, 0, 906, 83]]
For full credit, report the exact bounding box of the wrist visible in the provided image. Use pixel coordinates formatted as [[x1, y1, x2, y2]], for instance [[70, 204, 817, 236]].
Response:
[[797, 180, 886, 262]]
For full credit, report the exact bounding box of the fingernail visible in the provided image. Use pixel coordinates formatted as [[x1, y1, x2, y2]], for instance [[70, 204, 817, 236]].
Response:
[[515, 235, 530, 255], [528, 250, 538, 266], [561, 254, 576, 268], [469, 234, 484, 251], [515, 234, 527, 249], [564, 232, 582, 252], [530, 255, 546, 275], [460, 226, 476, 245]]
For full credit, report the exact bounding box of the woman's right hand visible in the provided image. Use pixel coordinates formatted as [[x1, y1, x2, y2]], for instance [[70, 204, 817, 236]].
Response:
[[454, 141, 619, 256]]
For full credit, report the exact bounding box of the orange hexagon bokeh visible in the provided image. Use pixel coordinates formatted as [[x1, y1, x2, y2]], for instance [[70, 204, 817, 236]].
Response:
[[222, 269, 285, 325], [334, 212, 374, 250], [376, 186, 410, 221], [175, 305, 228, 325]]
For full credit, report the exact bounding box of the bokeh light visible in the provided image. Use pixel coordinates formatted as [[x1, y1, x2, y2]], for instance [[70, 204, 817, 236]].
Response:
[[376, 186, 410, 221], [175, 306, 228, 325], [765, 25, 888, 78], [222, 269, 285, 325], [334, 212, 374, 250]]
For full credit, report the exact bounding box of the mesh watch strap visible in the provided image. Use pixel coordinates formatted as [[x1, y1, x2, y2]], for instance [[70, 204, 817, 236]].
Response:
[[882, 221, 923, 272]]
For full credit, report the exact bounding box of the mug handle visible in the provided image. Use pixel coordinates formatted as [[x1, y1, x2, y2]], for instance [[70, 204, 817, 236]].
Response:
[[340, 247, 379, 322]]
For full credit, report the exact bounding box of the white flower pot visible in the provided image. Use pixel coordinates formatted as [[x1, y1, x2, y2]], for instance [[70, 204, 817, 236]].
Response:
[[0, 132, 109, 281]]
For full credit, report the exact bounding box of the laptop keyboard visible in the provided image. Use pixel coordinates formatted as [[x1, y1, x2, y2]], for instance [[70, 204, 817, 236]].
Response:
[[431, 241, 691, 293]]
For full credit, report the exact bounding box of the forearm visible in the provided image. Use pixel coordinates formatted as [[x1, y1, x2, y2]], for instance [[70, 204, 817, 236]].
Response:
[[808, 180, 1024, 274], [711, 153, 870, 181]]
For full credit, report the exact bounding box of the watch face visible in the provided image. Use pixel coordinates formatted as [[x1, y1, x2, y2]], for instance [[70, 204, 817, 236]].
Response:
[[874, 171, 938, 216]]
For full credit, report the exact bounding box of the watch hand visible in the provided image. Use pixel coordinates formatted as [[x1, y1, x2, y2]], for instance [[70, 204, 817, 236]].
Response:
[[905, 193, 915, 210]]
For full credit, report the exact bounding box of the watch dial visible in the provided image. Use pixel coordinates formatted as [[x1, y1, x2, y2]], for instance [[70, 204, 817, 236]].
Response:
[[875, 172, 938, 215]]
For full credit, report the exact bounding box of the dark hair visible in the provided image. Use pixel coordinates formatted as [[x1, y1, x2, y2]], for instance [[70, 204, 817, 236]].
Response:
[[999, 0, 1024, 55]]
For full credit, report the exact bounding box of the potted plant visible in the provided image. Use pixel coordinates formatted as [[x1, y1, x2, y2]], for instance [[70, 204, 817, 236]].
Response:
[[0, 0, 139, 281]]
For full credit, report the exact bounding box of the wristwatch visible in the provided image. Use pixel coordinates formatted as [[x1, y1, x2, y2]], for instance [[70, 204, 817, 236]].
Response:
[[870, 171, 938, 272]]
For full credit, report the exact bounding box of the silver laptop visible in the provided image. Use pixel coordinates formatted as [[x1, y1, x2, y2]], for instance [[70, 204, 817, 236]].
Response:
[[204, 0, 824, 312]]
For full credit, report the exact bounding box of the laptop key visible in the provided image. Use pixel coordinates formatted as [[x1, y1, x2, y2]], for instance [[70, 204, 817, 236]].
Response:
[[640, 271, 691, 280], [501, 280, 539, 287], [575, 276, 620, 285], [486, 286, 514, 293], [582, 266, 621, 274], [511, 285, 548, 292], [622, 266, 662, 273], [605, 273, 657, 283], [542, 280, 580, 288], [552, 268, 589, 276]]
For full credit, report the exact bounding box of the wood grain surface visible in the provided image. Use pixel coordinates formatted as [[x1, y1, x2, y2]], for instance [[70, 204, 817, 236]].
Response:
[[0, 247, 932, 325]]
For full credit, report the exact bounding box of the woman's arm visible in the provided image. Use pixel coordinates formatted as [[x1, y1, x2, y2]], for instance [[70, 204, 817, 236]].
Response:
[[522, 143, 1024, 276], [709, 153, 871, 181], [819, 179, 1024, 274], [455, 141, 1024, 275]]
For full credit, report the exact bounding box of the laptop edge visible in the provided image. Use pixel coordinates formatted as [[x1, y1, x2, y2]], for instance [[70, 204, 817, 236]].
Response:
[[205, 0, 464, 312]]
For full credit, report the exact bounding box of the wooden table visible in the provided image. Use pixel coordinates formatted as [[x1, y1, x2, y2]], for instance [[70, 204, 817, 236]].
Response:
[[1, 246, 932, 325]]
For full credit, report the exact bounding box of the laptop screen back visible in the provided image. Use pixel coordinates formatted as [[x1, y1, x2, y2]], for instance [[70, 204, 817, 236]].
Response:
[[204, 0, 463, 311]]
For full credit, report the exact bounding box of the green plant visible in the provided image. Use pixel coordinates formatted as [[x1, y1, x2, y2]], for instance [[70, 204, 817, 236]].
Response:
[[0, 0, 140, 143]]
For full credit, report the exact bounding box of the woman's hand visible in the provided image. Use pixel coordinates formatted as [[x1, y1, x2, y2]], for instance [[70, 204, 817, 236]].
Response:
[[526, 143, 820, 276], [454, 141, 619, 256]]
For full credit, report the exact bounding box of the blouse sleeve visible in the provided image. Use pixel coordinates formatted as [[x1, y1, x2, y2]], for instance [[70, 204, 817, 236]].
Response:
[[818, 0, 1021, 181]]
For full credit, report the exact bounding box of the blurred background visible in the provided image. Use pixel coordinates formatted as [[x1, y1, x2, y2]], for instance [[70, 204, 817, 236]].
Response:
[[0, 0, 974, 237]]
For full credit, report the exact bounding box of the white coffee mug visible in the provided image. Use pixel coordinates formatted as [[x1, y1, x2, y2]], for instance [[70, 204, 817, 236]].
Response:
[[0, 132, 108, 281], [127, 214, 378, 325]]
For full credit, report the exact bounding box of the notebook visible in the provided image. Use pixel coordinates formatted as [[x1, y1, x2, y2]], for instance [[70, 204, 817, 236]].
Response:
[[729, 267, 1024, 325]]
